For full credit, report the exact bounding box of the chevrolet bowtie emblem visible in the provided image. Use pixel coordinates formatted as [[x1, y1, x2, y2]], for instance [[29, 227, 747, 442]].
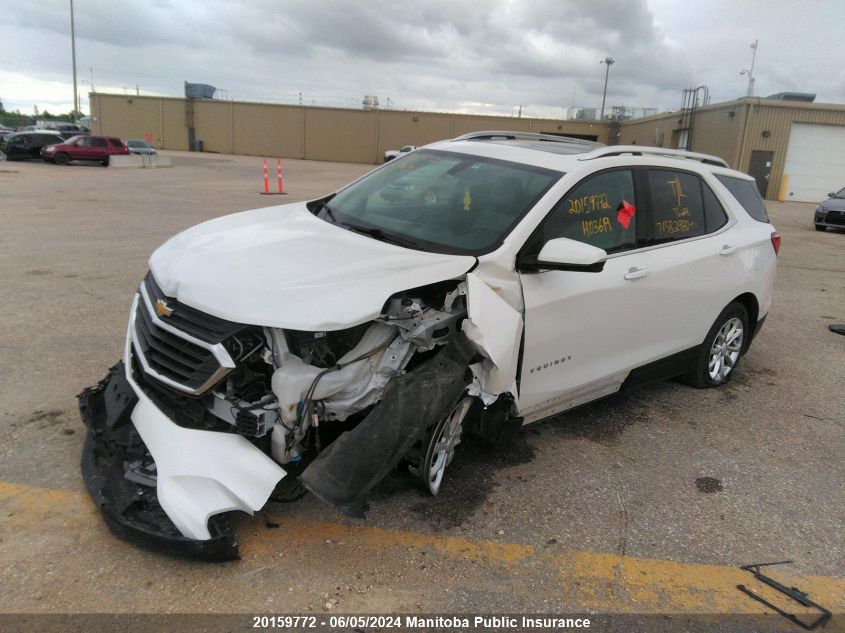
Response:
[[155, 299, 174, 317]]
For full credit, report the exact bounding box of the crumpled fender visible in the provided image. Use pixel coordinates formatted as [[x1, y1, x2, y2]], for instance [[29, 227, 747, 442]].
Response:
[[461, 272, 524, 399], [300, 333, 476, 516]]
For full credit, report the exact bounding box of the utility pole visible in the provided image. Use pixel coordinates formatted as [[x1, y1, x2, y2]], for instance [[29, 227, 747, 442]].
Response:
[[518, 104, 522, 118], [740, 40, 758, 97], [70, 0, 79, 119], [600, 56, 615, 120]]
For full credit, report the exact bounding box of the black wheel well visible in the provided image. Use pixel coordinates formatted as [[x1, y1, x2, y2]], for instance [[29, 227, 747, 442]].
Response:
[[732, 292, 759, 351]]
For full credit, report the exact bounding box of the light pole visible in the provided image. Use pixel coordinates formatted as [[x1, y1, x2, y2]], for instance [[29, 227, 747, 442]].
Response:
[[69, 0, 79, 119], [740, 40, 758, 97], [600, 56, 615, 120]]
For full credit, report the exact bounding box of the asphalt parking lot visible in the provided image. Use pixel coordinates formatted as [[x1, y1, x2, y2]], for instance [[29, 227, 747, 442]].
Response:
[[1, 152, 843, 623]]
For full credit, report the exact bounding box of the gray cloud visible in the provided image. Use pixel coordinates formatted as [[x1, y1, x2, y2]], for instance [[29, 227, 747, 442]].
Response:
[[1, 0, 842, 117]]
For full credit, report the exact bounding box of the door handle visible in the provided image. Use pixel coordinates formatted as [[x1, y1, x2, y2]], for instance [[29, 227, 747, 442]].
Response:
[[624, 266, 651, 280], [720, 244, 738, 256]]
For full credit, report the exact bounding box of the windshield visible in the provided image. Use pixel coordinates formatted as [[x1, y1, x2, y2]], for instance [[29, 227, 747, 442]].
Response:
[[321, 149, 561, 254], [834, 187, 845, 199], [127, 140, 148, 148]]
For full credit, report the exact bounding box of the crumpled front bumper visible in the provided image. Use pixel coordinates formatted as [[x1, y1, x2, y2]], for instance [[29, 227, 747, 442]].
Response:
[[78, 313, 286, 561]]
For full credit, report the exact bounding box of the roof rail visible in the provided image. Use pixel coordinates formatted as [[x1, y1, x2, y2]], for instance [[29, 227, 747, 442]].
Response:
[[453, 130, 603, 147], [578, 145, 729, 168]]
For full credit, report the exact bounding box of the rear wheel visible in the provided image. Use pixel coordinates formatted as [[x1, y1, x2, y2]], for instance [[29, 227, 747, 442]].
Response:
[[685, 302, 748, 388], [102, 156, 110, 166], [408, 396, 473, 496], [53, 152, 70, 165]]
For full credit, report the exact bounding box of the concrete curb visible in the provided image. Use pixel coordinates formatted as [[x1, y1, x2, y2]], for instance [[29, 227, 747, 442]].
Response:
[[109, 154, 172, 169]]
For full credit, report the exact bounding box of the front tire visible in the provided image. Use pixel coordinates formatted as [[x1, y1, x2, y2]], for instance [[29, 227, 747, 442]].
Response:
[[685, 302, 748, 388], [102, 156, 110, 166], [54, 152, 70, 165], [815, 224, 826, 231], [408, 396, 473, 496]]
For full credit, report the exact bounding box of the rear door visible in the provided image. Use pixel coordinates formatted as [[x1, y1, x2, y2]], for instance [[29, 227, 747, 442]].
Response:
[[634, 168, 739, 354], [89, 137, 109, 160]]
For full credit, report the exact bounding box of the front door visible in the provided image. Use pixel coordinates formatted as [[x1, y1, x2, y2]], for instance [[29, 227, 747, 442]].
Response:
[[517, 169, 656, 421], [748, 150, 773, 198]]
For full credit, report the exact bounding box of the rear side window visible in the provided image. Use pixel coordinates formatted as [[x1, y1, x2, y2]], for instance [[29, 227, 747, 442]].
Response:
[[91, 138, 108, 148], [647, 170, 705, 241], [109, 138, 123, 147], [716, 175, 770, 223], [702, 183, 729, 232], [531, 169, 638, 254]]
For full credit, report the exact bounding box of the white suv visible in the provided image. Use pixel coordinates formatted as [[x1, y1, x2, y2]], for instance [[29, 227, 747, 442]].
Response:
[[79, 131, 779, 559]]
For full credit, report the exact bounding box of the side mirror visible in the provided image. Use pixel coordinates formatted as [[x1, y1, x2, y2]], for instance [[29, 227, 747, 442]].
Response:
[[828, 192, 835, 198], [519, 237, 608, 273]]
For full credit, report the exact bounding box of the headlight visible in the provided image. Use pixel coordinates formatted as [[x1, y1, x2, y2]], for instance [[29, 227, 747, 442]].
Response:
[[815, 205, 822, 213]]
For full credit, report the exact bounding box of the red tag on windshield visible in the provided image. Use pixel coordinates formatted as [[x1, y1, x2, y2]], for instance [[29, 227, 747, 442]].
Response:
[[617, 200, 636, 229]]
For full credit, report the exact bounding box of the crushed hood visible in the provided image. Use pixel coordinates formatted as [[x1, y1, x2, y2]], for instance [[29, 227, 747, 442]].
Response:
[[149, 202, 476, 330]]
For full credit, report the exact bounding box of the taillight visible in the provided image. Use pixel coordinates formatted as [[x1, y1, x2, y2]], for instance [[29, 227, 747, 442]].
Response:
[[771, 232, 781, 255]]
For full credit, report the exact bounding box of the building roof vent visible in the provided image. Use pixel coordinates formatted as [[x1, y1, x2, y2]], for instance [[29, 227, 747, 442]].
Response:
[[184, 82, 216, 99], [765, 92, 816, 102]]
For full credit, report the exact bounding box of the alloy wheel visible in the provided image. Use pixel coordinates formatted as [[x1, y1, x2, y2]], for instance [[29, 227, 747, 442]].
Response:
[[708, 317, 744, 382], [410, 396, 473, 496]]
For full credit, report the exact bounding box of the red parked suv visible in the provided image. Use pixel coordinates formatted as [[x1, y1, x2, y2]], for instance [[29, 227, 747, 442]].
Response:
[[41, 135, 129, 166]]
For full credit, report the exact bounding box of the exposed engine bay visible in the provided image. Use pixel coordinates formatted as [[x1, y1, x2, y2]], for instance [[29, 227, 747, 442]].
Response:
[[79, 271, 523, 560]]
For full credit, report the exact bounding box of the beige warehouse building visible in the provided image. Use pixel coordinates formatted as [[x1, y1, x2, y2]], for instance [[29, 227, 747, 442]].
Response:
[[620, 97, 845, 203], [90, 92, 845, 202]]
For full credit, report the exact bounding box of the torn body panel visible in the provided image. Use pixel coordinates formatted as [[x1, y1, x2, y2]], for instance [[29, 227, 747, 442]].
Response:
[[80, 365, 243, 561], [300, 334, 476, 516], [462, 272, 524, 401], [79, 266, 525, 559], [79, 304, 286, 559]]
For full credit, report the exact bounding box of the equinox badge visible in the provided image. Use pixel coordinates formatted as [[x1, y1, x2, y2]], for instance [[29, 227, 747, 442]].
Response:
[[155, 299, 174, 317]]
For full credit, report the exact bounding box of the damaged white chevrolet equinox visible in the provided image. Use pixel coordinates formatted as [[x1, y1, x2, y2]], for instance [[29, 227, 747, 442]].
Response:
[[80, 132, 779, 559]]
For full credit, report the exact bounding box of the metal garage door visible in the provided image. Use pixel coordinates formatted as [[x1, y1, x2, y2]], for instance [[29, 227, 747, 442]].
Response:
[[782, 123, 845, 202]]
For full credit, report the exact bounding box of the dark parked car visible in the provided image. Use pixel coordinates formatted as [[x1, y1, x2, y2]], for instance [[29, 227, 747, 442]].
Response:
[[58, 130, 89, 141], [41, 135, 129, 166], [0, 132, 64, 161], [126, 139, 157, 155], [815, 188, 845, 231]]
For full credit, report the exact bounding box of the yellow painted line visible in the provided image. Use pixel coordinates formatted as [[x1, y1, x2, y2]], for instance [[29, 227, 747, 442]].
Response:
[[2, 480, 844, 616]]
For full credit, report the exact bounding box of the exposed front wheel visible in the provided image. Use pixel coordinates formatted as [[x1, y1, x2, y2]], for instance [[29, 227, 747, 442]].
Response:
[[685, 302, 748, 388], [54, 152, 70, 165], [102, 156, 110, 166], [408, 396, 473, 496]]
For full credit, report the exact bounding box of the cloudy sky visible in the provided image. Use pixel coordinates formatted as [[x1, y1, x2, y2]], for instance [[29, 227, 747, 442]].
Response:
[[2, 0, 843, 119]]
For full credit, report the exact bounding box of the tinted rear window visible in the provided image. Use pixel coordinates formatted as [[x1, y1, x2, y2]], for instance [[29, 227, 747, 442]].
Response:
[[109, 138, 123, 147], [91, 138, 108, 147], [716, 175, 769, 223]]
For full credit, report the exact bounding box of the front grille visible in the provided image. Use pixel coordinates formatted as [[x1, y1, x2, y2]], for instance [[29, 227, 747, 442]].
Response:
[[143, 273, 245, 342], [131, 274, 246, 395], [826, 211, 845, 226]]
